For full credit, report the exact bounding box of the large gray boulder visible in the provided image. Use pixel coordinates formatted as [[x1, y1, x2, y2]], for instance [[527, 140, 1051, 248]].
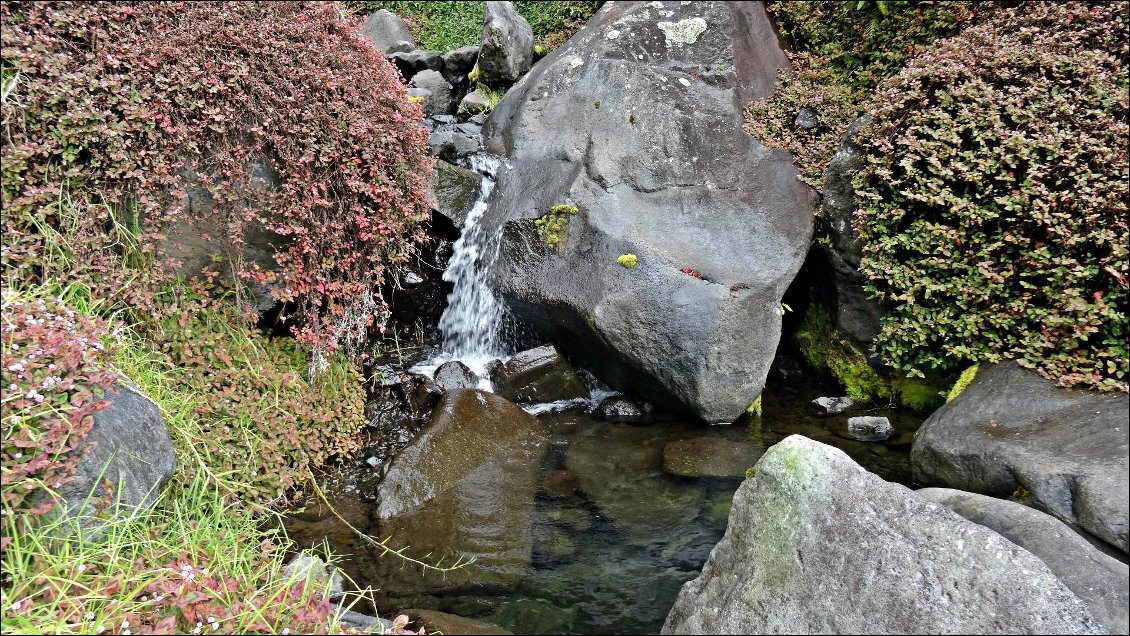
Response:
[[663, 435, 1103, 635], [443, 45, 480, 84], [360, 9, 416, 55], [912, 361, 1129, 555], [918, 487, 1129, 634], [479, 1, 533, 84], [410, 69, 456, 117], [59, 381, 176, 524], [370, 390, 546, 595], [481, 1, 814, 423]]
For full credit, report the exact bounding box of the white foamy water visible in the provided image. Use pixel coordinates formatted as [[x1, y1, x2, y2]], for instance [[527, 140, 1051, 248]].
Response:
[[412, 153, 508, 387]]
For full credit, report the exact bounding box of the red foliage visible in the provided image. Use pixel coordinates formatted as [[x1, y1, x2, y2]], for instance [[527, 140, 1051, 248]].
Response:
[[680, 267, 702, 279], [1, 1, 435, 350]]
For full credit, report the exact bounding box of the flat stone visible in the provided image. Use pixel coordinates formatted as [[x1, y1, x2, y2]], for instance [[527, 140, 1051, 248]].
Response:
[[661, 437, 763, 478], [812, 396, 854, 416], [846, 415, 892, 441], [400, 609, 513, 635]]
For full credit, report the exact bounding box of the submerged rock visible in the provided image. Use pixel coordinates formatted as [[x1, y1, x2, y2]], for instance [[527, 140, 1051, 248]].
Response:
[[565, 425, 702, 544], [596, 395, 653, 423], [811, 396, 854, 416], [489, 344, 588, 403], [371, 390, 546, 596], [661, 437, 762, 478], [482, 1, 813, 423], [912, 361, 1130, 554], [918, 487, 1129, 634], [401, 609, 513, 635], [663, 435, 1103, 635], [846, 415, 892, 441]]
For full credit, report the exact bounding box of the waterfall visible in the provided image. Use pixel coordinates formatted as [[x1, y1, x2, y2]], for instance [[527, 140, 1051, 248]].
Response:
[[412, 153, 508, 383]]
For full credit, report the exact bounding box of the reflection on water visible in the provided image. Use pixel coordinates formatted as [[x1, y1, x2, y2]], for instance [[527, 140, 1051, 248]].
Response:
[[284, 383, 922, 635]]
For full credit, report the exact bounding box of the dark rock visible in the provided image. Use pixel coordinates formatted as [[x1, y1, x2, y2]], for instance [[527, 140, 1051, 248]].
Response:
[[820, 114, 883, 352], [543, 507, 593, 533], [912, 361, 1130, 554], [489, 345, 588, 403], [479, 1, 533, 84], [918, 487, 1129, 634], [458, 86, 493, 118], [846, 415, 892, 441], [429, 160, 483, 229], [369, 390, 546, 596], [431, 114, 460, 125], [812, 396, 854, 416], [57, 381, 176, 526], [662, 437, 763, 478], [481, 2, 814, 423], [401, 609, 513, 635], [663, 435, 1103, 635], [443, 45, 480, 84], [456, 121, 483, 136], [165, 156, 286, 314], [428, 129, 481, 163], [433, 360, 478, 391], [391, 49, 444, 80], [335, 606, 392, 634], [794, 106, 821, 131], [360, 9, 415, 55], [595, 395, 653, 423], [410, 69, 456, 117], [538, 469, 579, 499], [469, 112, 489, 125], [566, 425, 702, 544]]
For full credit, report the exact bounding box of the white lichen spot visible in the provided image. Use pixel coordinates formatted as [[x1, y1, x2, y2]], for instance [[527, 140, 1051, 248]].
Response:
[[569, 56, 584, 69], [649, 1, 663, 8], [637, 54, 645, 60], [678, 77, 691, 87], [607, 29, 621, 39], [658, 18, 708, 46]]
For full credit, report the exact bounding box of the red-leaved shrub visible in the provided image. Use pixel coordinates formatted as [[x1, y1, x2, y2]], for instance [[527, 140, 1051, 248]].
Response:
[[0, 292, 117, 541], [1, 1, 434, 350]]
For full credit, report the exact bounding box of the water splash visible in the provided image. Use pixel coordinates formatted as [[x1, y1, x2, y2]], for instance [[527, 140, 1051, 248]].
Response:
[[413, 153, 508, 383]]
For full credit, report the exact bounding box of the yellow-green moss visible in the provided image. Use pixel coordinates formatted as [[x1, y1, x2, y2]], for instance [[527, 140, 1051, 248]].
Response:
[[746, 395, 763, 416], [894, 376, 946, 412], [796, 307, 891, 402], [533, 204, 578, 252], [946, 363, 980, 402], [467, 63, 482, 83], [617, 254, 638, 269]]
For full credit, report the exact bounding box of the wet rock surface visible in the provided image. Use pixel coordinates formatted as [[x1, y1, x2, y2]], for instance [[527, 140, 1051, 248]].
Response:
[[489, 344, 588, 403], [661, 437, 763, 478], [595, 395, 653, 423]]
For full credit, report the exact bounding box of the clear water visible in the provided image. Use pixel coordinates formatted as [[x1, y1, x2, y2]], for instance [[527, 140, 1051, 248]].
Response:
[[284, 382, 922, 635], [413, 153, 509, 384]]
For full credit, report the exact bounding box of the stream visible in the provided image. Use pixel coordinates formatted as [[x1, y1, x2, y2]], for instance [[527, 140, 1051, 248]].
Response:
[[282, 153, 925, 634]]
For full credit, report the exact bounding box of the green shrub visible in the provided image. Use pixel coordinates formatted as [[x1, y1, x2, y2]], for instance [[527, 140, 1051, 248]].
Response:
[[346, 1, 602, 52], [1, 1, 433, 352], [855, 1, 1129, 391]]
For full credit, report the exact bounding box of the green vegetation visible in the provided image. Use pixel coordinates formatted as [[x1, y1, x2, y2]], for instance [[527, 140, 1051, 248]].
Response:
[[533, 204, 579, 252], [746, 396, 763, 417], [345, 1, 602, 52], [856, 2, 1128, 391], [617, 254, 638, 269], [946, 364, 981, 402]]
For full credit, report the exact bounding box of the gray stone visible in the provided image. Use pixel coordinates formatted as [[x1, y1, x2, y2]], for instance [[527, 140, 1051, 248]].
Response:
[[566, 425, 702, 544], [400, 609, 513, 635], [821, 113, 883, 352], [847, 415, 892, 441], [428, 160, 483, 229], [334, 606, 391, 634], [482, 2, 814, 423], [918, 487, 1129, 634], [391, 49, 444, 79], [360, 9, 415, 54], [433, 360, 478, 391], [794, 106, 821, 130], [663, 435, 1103, 635], [370, 390, 546, 596], [410, 69, 456, 117], [428, 129, 481, 163], [812, 396, 854, 416], [431, 114, 460, 125], [443, 45, 481, 83], [456, 121, 483, 136], [282, 553, 343, 599], [912, 361, 1130, 554], [662, 437, 763, 478], [479, 1, 533, 84], [596, 395, 653, 423], [57, 381, 176, 527], [489, 345, 588, 403], [457, 86, 493, 118]]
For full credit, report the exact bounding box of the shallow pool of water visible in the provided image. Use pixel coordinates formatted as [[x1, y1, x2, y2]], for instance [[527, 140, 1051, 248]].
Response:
[[284, 383, 922, 634]]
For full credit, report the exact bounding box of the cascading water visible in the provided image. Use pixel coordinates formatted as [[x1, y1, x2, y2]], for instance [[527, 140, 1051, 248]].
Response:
[[413, 153, 508, 383]]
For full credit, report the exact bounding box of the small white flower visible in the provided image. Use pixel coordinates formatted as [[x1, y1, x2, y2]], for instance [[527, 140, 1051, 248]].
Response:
[[10, 601, 21, 611], [282, 629, 290, 635], [77, 563, 87, 572], [121, 620, 129, 628], [84, 612, 95, 621], [13, 453, 21, 460], [96, 626, 105, 634]]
